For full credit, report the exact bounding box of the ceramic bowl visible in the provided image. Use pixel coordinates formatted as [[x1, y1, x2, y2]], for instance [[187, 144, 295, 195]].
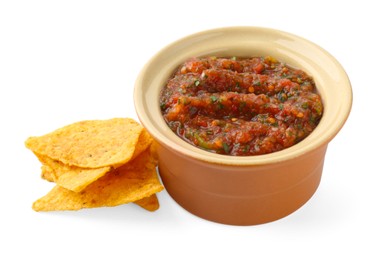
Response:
[[134, 27, 352, 225]]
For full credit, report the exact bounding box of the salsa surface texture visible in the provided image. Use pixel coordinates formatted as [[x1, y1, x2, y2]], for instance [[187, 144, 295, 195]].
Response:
[[160, 56, 323, 156]]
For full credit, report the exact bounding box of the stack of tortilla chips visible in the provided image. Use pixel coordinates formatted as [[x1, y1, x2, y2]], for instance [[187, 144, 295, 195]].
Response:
[[25, 118, 164, 212]]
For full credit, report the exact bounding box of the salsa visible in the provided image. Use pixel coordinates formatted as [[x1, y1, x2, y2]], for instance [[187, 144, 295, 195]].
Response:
[[160, 56, 323, 156]]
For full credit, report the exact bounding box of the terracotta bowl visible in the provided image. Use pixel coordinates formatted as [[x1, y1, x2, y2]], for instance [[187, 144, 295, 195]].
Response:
[[134, 27, 352, 225]]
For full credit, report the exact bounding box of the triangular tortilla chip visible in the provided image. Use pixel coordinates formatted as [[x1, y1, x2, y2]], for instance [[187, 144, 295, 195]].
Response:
[[37, 154, 111, 192], [32, 149, 164, 211], [134, 194, 160, 212], [130, 130, 154, 161], [25, 118, 144, 168], [34, 129, 154, 192], [40, 165, 56, 182]]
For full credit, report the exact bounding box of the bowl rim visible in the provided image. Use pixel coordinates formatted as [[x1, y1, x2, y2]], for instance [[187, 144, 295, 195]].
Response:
[[134, 26, 353, 166]]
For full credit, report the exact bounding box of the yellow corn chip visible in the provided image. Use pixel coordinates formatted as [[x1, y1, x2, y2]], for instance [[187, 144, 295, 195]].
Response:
[[32, 149, 164, 211], [131, 129, 153, 160], [134, 194, 160, 212], [36, 154, 111, 192], [41, 165, 56, 182], [35, 129, 154, 192], [25, 118, 143, 168]]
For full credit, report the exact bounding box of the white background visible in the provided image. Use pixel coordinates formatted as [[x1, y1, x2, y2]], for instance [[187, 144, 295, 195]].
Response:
[[1, 0, 383, 259]]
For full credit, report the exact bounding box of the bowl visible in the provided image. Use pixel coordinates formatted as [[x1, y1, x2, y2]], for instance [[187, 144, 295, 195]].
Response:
[[134, 26, 352, 225]]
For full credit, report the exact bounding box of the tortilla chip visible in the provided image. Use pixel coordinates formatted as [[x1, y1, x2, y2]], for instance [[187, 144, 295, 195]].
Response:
[[131, 129, 153, 160], [32, 149, 164, 211], [34, 129, 153, 192], [37, 154, 111, 192], [41, 165, 56, 182], [134, 194, 160, 212], [149, 141, 159, 161], [25, 118, 144, 168]]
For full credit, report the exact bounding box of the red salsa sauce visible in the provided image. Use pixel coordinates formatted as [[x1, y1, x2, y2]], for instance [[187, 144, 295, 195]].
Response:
[[160, 56, 323, 156]]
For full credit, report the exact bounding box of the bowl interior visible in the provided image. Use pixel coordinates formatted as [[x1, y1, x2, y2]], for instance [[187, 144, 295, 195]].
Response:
[[134, 26, 352, 165]]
